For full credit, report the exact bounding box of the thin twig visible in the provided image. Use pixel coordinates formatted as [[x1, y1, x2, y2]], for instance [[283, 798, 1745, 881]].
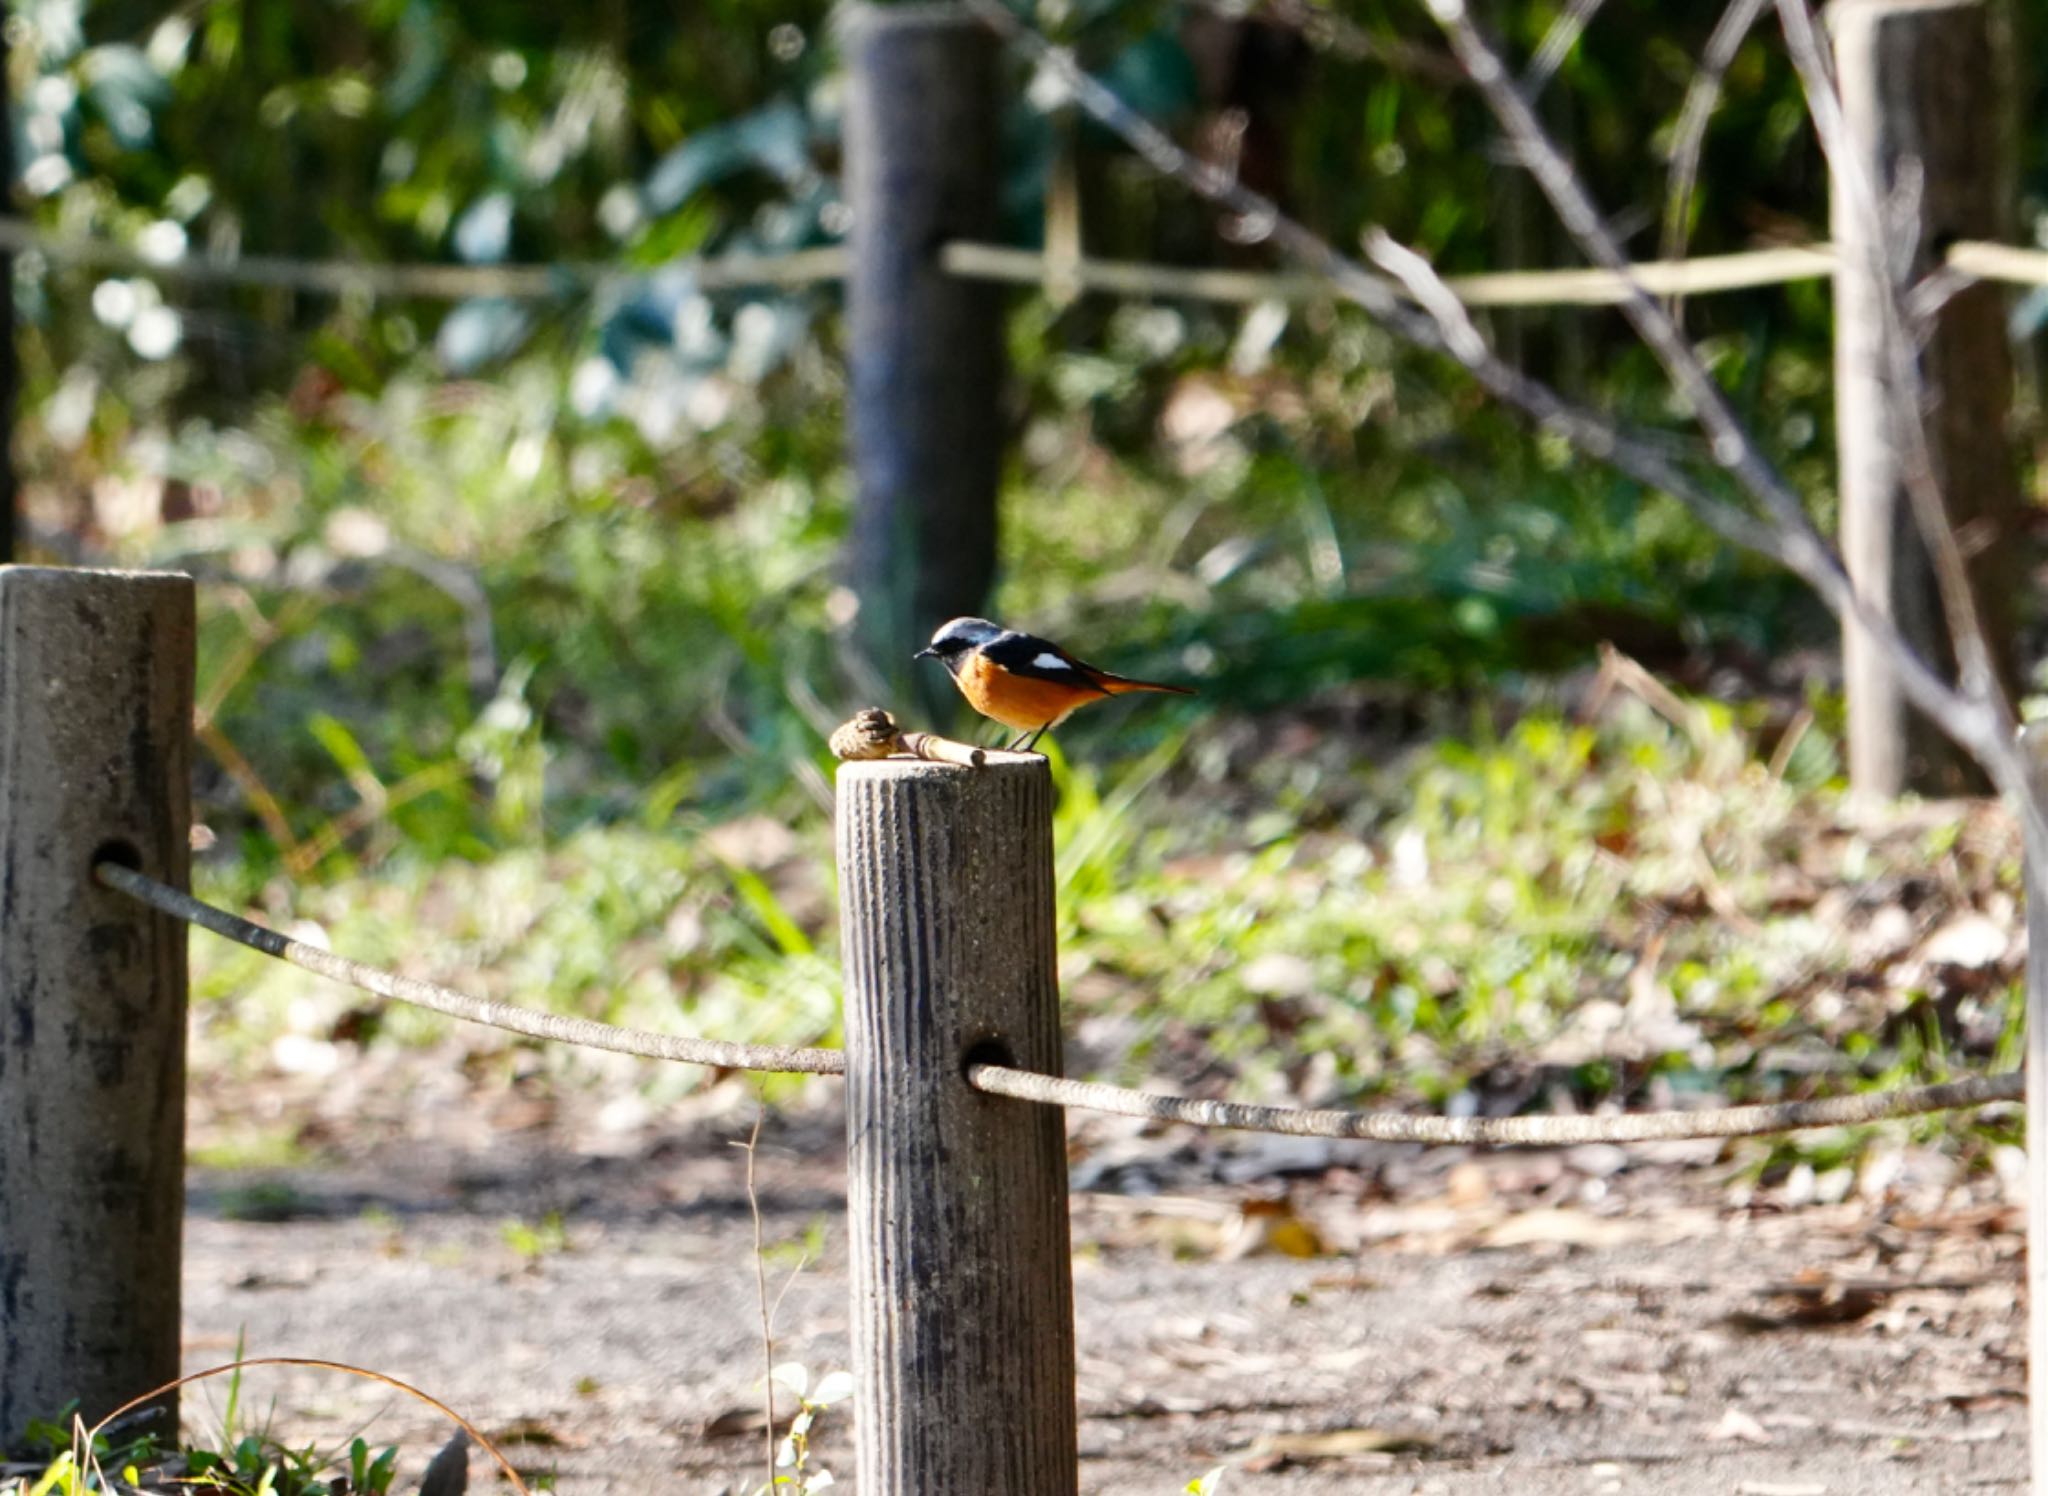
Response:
[[1524, 0, 1607, 97], [1219, 0, 1465, 85], [735, 1111, 777, 1493], [1772, 0, 2010, 725], [965, 0, 2014, 806], [83, 1359, 530, 1495], [962, 0, 1770, 553], [1659, 0, 1773, 326], [1417, 0, 2031, 823], [197, 720, 303, 858]]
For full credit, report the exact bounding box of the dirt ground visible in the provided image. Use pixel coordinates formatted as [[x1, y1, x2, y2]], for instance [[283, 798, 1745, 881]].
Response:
[[181, 1056, 2026, 1495]]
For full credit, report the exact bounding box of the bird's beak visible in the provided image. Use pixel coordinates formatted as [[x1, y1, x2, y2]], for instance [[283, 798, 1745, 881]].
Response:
[[913, 646, 936, 660]]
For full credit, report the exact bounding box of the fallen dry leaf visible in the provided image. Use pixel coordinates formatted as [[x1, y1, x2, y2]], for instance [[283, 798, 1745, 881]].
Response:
[[1708, 1407, 1772, 1444], [1217, 1198, 1325, 1260], [1240, 1426, 1439, 1471]]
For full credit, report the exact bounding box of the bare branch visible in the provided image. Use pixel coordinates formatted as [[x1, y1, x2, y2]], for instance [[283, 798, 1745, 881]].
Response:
[[964, 3, 1769, 549], [1772, 0, 2012, 721], [1215, 0, 1465, 85], [1659, 0, 1773, 325], [964, 0, 2019, 797], [1524, 0, 1608, 97], [1416, 0, 2026, 797]]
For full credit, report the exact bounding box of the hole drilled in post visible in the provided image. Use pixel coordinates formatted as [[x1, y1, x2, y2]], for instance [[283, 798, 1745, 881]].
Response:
[[90, 839, 143, 882], [961, 1036, 1017, 1081]]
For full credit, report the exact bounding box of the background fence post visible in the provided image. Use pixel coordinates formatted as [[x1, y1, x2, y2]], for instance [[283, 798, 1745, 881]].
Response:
[[1831, 0, 2019, 797], [842, 3, 1006, 705], [0, 566, 193, 1440], [0, 29, 15, 566], [2025, 724, 2048, 1494], [836, 757, 1078, 1494]]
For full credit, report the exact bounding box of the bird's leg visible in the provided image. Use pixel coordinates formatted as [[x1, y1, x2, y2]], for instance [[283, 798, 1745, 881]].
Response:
[[1019, 725, 1050, 753]]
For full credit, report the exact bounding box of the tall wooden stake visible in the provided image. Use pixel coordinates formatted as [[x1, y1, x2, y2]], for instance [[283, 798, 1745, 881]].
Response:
[[2026, 724, 2048, 1496], [1832, 0, 2019, 797], [0, 567, 193, 1439], [836, 757, 1078, 1494], [842, 3, 1005, 702]]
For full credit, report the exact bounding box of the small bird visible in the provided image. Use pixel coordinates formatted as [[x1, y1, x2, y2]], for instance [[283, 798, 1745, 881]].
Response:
[[915, 616, 1194, 752]]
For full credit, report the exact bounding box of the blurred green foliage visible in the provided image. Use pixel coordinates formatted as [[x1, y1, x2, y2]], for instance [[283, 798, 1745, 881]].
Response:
[[13, 0, 2034, 1115]]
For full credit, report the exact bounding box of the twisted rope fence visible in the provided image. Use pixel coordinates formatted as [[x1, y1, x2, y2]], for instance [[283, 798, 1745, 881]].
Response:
[[6, 569, 2041, 1482], [94, 843, 2023, 1147], [93, 860, 847, 1077], [10, 1, 2048, 1483], [12, 214, 2048, 307]]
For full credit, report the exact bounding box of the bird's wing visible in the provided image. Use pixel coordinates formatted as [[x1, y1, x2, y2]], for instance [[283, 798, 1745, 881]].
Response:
[[981, 630, 1115, 694]]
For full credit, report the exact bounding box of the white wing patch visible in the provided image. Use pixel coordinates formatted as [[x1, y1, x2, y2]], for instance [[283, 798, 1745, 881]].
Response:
[[1030, 652, 1072, 671]]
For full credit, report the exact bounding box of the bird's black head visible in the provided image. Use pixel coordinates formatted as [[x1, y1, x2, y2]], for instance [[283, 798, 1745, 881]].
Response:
[[914, 616, 1003, 670]]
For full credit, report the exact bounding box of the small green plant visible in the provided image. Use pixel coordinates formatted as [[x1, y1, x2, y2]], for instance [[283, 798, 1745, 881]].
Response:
[[500, 1211, 570, 1262], [757, 1362, 853, 1494], [5, 1341, 420, 1496], [1186, 1467, 1228, 1495]]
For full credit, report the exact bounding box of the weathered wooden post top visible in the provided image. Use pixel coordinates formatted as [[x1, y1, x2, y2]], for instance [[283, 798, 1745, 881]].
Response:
[[0, 565, 192, 1439], [836, 754, 1079, 1495]]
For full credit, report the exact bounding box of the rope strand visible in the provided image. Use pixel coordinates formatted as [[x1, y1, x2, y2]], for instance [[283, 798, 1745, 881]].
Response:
[[967, 1064, 2021, 1145], [95, 861, 846, 1076], [100, 863, 2024, 1144], [13, 216, 2048, 308]]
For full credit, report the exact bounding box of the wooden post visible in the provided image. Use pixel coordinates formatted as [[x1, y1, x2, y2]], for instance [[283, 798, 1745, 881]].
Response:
[[0, 31, 16, 566], [842, 3, 1005, 699], [1832, 0, 2020, 797], [836, 757, 1077, 1494], [0, 566, 193, 1440], [2025, 723, 2048, 1496]]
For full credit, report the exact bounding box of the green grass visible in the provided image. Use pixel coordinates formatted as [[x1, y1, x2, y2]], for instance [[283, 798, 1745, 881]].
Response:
[[33, 347, 2011, 1143], [3, 1358, 403, 1496]]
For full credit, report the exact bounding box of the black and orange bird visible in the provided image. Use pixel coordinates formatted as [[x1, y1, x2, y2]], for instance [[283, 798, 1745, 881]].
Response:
[[915, 617, 1195, 752]]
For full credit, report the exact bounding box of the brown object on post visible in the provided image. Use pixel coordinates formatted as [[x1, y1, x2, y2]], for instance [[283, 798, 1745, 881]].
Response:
[[828, 708, 988, 769], [835, 755, 1077, 1494], [0, 566, 193, 1439]]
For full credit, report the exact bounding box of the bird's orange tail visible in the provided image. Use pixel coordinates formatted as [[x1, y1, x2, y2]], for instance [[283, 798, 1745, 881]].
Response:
[[1090, 671, 1195, 697]]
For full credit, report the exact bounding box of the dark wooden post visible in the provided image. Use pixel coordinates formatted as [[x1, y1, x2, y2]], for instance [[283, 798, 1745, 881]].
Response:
[[836, 757, 1078, 1494], [1832, 0, 2020, 796], [842, 3, 1005, 699], [2024, 723, 2048, 1493], [0, 567, 193, 1440]]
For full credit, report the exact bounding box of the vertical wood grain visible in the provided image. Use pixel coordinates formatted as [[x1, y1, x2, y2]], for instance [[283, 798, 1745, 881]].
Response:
[[2023, 723, 2048, 1495], [0, 566, 192, 1439], [837, 756, 1077, 1494], [1833, 0, 2019, 796]]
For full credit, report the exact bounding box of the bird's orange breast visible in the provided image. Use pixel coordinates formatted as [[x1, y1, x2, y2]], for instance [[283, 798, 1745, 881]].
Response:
[[955, 650, 1100, 732]]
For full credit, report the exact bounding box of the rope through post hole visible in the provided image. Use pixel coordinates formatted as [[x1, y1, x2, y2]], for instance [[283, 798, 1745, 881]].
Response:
[[94, 862, 846, 1076], [100, 863, 2025, 1145], [967, 1065, 2021, 1144]]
